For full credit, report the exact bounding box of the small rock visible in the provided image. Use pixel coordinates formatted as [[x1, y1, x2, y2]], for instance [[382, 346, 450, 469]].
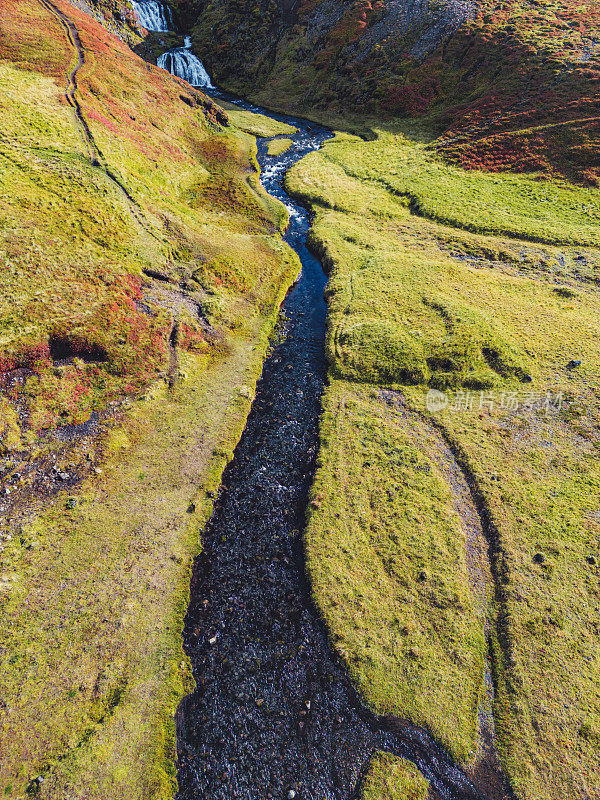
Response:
[[58, 472, 70, 481], [567, 359, 582, 369], [586, 556, 597, 566], [287, 791, 296, 800], [208, 635, 217, 645], [408, 647, 420, 660], [533, 552, 545, 564]]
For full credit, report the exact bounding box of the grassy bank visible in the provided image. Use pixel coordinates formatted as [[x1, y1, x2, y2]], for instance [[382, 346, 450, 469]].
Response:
[[289, 127, 600, 799], [307, 381, 485, 762], [267, 138, 293, 156], [0, 296, 293, 799], [361, 753, 429, 800], [0, 1, 301, 797]]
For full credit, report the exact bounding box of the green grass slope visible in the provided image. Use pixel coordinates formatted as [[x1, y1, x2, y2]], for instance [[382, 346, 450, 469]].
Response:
[[0, 1, 300, 797]]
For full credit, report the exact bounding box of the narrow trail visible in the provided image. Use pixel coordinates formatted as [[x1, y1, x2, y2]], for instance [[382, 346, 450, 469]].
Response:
[[175, 94, 505, 800], [168, 320, 180, 389], [37, 0, 164, 243], [38, 0, 100, 164]]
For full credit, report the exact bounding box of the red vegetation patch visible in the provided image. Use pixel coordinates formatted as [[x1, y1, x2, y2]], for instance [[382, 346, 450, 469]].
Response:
[[3, 276, 169, 432], [381, 83, 435, 116], [439, 116, 600, 184], [178, 322, 210, 353], [422, 0, 600, 180], [0, 342, 52, 375]]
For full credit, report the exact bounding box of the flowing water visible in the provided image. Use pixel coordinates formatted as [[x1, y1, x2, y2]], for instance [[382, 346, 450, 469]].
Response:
[[129, 0, 174, 32], [158, 37, 214, 88], [175, 91, 494, 800]]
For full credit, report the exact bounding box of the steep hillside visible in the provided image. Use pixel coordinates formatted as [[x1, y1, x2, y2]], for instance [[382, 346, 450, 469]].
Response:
[[180, 0, 600, 183], [0, 1, 299, 797]]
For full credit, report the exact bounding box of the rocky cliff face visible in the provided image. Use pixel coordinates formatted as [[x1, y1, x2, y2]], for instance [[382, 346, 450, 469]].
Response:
[[179, 0, 600, 183], [190, 0, 475, 100]]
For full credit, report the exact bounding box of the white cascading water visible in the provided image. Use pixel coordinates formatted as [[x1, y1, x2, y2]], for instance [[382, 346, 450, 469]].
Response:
[[129, 0, 174, 32], [157, 37, 214, 88]]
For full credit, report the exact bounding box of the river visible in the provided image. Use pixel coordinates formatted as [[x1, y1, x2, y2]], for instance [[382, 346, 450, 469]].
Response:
[[173, 93, 493, 800]]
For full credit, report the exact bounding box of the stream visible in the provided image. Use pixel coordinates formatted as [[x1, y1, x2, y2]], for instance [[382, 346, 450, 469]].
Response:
[[174, 93, 494, 800]]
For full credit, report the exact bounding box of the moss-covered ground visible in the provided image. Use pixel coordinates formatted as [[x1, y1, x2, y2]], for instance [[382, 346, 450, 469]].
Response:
[[217, 100, 298, 138], [361, 753, 429, 800], [288, 128, 600, 800], [267, 137, 294, 157], [0, 1, 301, 797]]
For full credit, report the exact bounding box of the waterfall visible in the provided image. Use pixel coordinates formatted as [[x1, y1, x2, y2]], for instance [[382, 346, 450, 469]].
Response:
[[129, 0, 174, 32], [157, 39, 214, 88]]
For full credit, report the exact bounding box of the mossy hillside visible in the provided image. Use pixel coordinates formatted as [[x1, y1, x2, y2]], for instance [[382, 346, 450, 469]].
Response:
[[185, 0, 600, 182], [0, 0, 297, 438], [288, 129, 600, 797], [0, 58, 167, 431], [433, 0, 600, 183], [361, 753, 429, 800]]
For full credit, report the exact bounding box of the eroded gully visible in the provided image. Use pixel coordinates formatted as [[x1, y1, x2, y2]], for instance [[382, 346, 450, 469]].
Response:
[[175, 94, 499, 800]]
